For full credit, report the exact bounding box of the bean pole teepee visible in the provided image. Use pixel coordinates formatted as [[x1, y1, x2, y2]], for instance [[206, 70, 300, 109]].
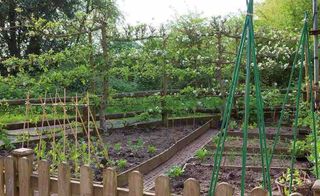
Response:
[[208, 0, 272, 195]]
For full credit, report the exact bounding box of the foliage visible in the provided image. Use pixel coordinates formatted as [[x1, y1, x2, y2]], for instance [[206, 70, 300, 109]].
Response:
[[290, 140, 310, 158], [34, 140, 47, 160], [147, 145, 157, 154], [0, 123, 13, 150], [127, 137, 144, 153], [277, 168, 306, 195], [212, 135, 220, 145], [256, 0, 313, 30], [229, 120, 238, 130], [195, 148, 209, 161], [116, 159, 127, 169], [167, 165, 184, 178], [113, 143, 122, 152]]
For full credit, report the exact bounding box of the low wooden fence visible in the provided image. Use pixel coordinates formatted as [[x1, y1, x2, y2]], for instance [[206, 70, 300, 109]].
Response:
[[2, 148, 320, 196]]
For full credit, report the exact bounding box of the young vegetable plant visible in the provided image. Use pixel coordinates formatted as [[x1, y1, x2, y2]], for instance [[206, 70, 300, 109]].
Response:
[[227, 151, 236, 164], [167, 165, 184, 178], [114, 143, 122, 152], [212, 135, 220, 145], [128, 137, 144, 153], [229, 120, 238, 130], [117, 159, 127, 169], [34, 140, 47, 161], [147, 145, 157, 154], [195, 148, 208, 161], [276, 168, 309, 195]]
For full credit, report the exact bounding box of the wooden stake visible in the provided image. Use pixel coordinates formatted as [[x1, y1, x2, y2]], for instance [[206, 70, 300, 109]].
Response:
[[87, 92, 91, 163], [75, 94, 79, 149], [23, 92, 31, 148], [55, 93, 78, 142], [88, 107, 108, 158], [63, 89, 67, 155]]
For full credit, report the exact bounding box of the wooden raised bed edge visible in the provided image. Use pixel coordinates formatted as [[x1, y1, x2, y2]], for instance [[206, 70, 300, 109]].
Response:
[[4, 106, 296, 131], [227, 129, 308, 140], [5, 111, 144, 130], [206, 145, 289, 155], [117, 117, 220, 187], [4, 115, 218, 147], [184, 163, 311, 172]]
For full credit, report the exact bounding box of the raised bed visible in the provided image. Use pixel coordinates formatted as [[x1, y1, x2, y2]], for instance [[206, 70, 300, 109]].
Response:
[[117, 119, 216, 186], [169, 164, 300, 195], [164, 125, 314, 195], [8, 116, 220, 186], [227, 127, 309, 140]]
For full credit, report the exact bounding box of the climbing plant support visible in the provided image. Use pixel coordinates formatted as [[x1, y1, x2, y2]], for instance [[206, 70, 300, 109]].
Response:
[[208, 0, 272, 195], [264, 13, 319, 194]]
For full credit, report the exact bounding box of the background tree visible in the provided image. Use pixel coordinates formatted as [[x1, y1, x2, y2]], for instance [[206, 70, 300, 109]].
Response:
[[256, 0, 313, 29], [0, 0, 81, 75]]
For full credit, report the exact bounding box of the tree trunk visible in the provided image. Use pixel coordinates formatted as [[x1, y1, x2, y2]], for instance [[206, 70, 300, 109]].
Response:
[[161, 38, 169, 127], [216, 32, 226, 117], [7, 0, 20, 57], [88, 32, 97, 118], [161, 71, 169, 126], [26, 36, 41, 55], [99, 24, 109, 132]]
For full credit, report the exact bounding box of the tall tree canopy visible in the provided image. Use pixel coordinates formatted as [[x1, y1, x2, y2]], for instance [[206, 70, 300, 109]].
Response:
[[0, 0, 80, 61], [256, 0, 313, 29]]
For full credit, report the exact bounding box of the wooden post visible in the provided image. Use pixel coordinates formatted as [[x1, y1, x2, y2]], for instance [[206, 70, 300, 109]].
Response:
[[183, 178, 200, 196], [5, 156, 17, 196], [312, 179, 320, 196], [38, 160, 50, 196], [216, 182, 234, 196], [128, 171, 143, 196], [155, 175, 170, 196], [18, 157, 31, 196], [11, 148, 34, 175], [103, 168, 117, 196], [58, 163, 71, 196], [0, 158, 4, 196], [80, 165, 93, 196], [82, 104, 89, 133], [290, 193, 303, 196], [250, 187, 268, 196]]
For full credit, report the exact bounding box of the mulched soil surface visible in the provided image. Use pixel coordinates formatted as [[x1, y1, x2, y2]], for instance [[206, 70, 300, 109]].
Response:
[[95, 124, 201, 180], [170, 164, 315, 196]]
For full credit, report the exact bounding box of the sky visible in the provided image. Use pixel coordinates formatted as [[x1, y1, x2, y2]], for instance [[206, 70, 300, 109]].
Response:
[[118, 0, 262, 25]]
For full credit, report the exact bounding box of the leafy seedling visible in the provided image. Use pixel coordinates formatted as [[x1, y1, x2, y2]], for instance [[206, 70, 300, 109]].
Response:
[[195, 148, 208, 161], [147, 145, 157, 154], [117, 159, 127, 169], [167, 165, 184, 178]]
